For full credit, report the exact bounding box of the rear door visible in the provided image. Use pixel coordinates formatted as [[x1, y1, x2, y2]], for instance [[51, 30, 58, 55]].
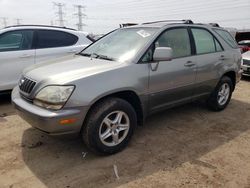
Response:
[[190, 27, 225, 97], [34, 30, 80, 64], [0, 30, 35, 91]]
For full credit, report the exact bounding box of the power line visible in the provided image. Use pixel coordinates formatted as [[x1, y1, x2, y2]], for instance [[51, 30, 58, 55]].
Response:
[[74, 4, 86, 31], [53, 2, 66, 27]]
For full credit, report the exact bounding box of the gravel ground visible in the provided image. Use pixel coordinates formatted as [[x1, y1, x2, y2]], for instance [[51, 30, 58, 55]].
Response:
[[0, 78, 250, 188]]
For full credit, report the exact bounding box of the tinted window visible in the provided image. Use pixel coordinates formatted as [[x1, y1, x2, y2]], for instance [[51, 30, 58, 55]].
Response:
[[0, 30, 33, 52], [36, 30, 78, 49], [192, 28, 217, 54], [213, 28, 238, 48], [155, 28, 191, 58], [215, 39, 223, 52]]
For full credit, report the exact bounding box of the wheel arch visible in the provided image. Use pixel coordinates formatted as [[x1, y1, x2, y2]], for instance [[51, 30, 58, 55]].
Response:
[[222, 71, 236, 91], [82, 90, 145, 132]]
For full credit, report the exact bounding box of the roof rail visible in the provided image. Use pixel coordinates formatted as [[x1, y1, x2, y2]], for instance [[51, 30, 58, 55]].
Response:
[[142, 19, 193, 25], [209, 23, 220, 27], [195, 22, 221, 27], [4, 25, 76, 30], [119, 23, 138, 28]]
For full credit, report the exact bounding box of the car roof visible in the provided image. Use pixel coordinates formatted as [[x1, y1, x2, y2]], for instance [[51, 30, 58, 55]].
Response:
[[4, 25, 76, 31], [0, 25, 90, 36], [120, 20, 221, 30]]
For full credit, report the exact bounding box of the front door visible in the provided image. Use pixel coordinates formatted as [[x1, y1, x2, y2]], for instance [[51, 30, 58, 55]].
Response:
[[147, 27, 197, 112]]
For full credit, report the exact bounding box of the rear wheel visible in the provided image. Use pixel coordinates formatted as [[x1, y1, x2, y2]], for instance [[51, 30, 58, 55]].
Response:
[[207, 76, 233, 111], [82, 98, 137, 155]]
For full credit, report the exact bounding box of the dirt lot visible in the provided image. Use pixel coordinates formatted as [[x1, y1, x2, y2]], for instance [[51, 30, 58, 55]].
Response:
[[0, 78, 250, 188]]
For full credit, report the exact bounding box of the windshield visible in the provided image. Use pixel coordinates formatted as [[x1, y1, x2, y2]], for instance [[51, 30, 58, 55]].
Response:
[[81, 27, 157, 62]]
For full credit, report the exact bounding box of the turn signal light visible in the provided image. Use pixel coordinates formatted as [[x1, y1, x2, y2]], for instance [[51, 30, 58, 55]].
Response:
[[60, 118, 77, 125]]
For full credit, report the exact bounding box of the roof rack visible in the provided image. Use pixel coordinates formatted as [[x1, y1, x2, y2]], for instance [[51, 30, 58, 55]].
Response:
[[4, 25, 76, 30], [195, 23, 220, 27], [209, 23, 220, 27], [142, 19, 193, 25], [119, 23, 138, 28]]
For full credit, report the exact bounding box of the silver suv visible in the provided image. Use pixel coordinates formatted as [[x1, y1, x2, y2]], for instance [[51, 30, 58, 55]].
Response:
[[12, 20, 242, 155]]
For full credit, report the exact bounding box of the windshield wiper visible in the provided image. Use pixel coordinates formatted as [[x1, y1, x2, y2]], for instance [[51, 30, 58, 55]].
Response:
[[78, 52, 115, 61], [77, 52, 91, 57], [91, 53, 115, 61]]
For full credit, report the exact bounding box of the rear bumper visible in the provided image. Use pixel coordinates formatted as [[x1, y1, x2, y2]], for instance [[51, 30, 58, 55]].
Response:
[[12, 87, 88, 136]]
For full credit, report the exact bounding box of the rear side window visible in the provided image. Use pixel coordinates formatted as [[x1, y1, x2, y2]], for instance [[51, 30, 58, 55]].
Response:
[[213, 28, 238, 48], [191, 28, 223, 54], [0, 30, 34, 52], [155, 28, 191, 58], [36, 30, 78, 49]]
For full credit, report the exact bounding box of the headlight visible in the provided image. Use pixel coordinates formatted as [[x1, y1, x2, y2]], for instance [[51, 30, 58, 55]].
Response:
[[33, 85, 75, 110]]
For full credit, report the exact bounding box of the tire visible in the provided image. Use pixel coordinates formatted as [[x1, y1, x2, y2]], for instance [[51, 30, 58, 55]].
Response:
[[82, 97, 137, 155], [207, 76, 233, 111]]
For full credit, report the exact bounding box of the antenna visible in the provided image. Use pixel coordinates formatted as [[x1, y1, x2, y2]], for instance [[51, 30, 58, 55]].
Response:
[[74, 4, 86, 31], [53, 2, 66, 27]]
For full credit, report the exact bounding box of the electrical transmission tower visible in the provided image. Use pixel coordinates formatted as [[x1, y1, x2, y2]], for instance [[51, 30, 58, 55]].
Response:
[[53, 2, 66, 27], [15, 19, 22, 25], [74, 5, 86, 31], [0, 17, 8, 27]]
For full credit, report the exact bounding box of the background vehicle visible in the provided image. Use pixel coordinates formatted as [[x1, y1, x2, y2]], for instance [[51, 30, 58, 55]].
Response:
[[0, 25, 92, 92], [242, 51, 250, 76], [238, 40, 250, 53], [235, 30, 250, 53], [12, 20, 242, 155]]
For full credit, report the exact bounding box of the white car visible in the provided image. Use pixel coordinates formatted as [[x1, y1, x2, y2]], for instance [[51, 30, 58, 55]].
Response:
[[242, 51, 250, 76], [0, 25, 93, 92]]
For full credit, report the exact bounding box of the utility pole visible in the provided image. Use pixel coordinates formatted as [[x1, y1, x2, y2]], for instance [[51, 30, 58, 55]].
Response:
[[15, 18, 22, 25], [53, 2, 65, 27], [0, 17, 8, 27], [74, 4, 86, 31]]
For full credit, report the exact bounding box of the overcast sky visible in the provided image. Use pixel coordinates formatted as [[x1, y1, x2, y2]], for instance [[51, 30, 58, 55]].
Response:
[[0, 0, 249, 34]]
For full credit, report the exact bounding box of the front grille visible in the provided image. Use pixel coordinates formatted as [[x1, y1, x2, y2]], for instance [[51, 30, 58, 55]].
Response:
[[19, 77, 36, 94], [243, 59, 250, 66]]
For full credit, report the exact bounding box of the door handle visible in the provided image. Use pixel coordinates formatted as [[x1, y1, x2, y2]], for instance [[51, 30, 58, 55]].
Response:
[[219, 55, 226, 61], [20, 54, 32, 58], [184, 61, 196, 67]]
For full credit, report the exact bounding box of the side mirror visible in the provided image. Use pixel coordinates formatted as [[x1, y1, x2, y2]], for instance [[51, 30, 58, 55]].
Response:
[[153, 47, 173, 61]]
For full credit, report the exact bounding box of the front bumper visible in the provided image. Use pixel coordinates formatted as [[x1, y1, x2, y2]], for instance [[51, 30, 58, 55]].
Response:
[[241, 65, 250, 76], [12, 87, 88, 135]]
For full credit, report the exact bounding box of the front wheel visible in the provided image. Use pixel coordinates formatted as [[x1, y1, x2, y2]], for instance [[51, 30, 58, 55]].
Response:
[[207, 76, 233, 111], [82, 98, 137, 155]]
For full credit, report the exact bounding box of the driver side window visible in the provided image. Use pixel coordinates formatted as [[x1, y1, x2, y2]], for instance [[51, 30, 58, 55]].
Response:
[[156, 28, 191, 58], [141, 28, 191, 62]]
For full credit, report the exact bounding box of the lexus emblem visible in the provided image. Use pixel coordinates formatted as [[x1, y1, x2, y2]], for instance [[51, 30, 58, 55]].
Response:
[[19, 78, 25, 86]]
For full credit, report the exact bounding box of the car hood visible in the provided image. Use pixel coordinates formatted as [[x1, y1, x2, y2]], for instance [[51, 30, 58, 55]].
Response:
[[242, 51, 250, 60], [24, 55, 125, 84]]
